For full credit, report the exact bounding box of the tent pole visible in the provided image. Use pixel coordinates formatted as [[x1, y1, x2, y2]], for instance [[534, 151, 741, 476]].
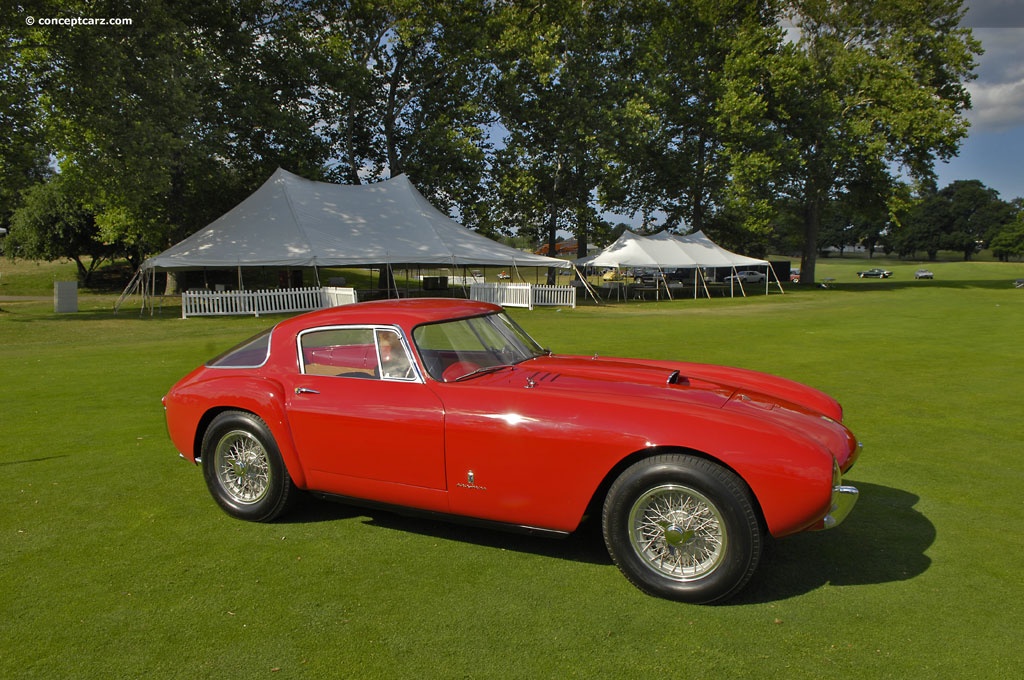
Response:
[[572, 264, 600, 305], [769, 264, 784, 295], [657, 265, 672, 300]]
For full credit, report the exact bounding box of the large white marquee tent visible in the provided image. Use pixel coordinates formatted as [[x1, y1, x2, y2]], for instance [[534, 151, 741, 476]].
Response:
[[139, 168, 570, 272], [122, 168, 571, 309]]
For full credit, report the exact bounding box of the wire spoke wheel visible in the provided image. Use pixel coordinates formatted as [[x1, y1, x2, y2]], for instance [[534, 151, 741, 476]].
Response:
[[603, 454, 762, 603], [628, 484, 727, 581], [213, 429, 271, 505], [201, 411, 296, 522]]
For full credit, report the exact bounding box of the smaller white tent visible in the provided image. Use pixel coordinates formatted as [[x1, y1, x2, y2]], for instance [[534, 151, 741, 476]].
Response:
[[583, 230, 781, 298], [583, 230, 699, 269], [580, 231, 705, 299], [648, 230, 766, 268]]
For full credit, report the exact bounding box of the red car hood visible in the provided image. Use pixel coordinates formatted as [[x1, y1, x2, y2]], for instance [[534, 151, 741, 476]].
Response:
[[520, 355, 838, 411], [501, 354, 858, 469]]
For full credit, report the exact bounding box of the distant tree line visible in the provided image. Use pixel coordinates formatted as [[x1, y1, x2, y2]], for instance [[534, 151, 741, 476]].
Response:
[[3, 0, 1018, 286]]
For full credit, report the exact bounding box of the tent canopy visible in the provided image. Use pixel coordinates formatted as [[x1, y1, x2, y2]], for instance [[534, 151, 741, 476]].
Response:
[[141, 168, 569, 271], [649, 230, 769, 268], [581, 229, 769, 270], [581, 230, 699, 269]]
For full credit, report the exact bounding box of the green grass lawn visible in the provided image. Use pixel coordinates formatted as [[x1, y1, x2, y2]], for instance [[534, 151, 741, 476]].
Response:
[[2, 257, 1022, 678]]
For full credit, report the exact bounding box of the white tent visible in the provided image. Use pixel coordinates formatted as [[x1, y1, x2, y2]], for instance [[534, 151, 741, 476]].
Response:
[[583, 229, 781, 298], [580, 230, 705, 299], [651, 230, 783, 295], [140, 168, 570, 272], [649, 230, 768, 268], [583, 230, 699, 269]]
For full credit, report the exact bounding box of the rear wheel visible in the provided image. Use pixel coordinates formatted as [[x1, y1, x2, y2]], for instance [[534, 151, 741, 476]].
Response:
[[602, 454, 763, 603], [201, 410, 296, 522]]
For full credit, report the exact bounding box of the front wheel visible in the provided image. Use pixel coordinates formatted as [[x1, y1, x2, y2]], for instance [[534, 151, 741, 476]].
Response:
[[201, 410, 296, 522], [602, 454, 763, 603]]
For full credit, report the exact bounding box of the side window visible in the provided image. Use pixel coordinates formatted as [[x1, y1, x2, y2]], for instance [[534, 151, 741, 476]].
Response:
[[376, 329, 415, 381], [300, 328, 378, 378]]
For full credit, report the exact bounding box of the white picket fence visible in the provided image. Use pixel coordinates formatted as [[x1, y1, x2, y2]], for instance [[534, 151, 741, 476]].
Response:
[[470, 282, 576, 310], [181, 282, 573, 317], [181, 286, 357, 318]]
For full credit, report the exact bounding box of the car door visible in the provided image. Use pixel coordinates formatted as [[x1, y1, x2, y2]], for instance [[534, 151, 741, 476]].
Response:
[[283, 326, 447, 500]]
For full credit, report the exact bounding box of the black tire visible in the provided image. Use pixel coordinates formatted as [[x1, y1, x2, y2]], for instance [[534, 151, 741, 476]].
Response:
[[201, 410, 296, 522], [602, 454, 763, 604]]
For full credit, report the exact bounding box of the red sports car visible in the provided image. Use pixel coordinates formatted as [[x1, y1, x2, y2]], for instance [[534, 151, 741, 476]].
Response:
[[163, 299, 860, 603]]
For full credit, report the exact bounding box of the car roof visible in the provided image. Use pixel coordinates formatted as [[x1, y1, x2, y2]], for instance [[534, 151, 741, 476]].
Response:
[[273, 298, 503, 335]]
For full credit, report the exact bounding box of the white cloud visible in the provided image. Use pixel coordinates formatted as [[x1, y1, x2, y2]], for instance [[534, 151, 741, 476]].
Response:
[[967, 77, 1024, 130], [963, 28, 1024, 131]]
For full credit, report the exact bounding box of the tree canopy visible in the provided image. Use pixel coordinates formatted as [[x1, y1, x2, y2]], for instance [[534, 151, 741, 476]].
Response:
[[2, 0, 1000, 282]]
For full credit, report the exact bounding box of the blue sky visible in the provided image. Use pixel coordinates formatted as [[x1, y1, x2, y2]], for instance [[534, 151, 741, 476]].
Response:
[[937, 3, 1024, 201]]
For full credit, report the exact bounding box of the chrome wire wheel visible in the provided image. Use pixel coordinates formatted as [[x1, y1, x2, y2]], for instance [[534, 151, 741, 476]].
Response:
[[213, 429, 271, 505], [627, 483, 728, 582]]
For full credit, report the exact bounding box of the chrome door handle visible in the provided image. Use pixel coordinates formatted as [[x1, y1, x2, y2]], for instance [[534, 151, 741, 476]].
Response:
[[294, 387, 320, 395]]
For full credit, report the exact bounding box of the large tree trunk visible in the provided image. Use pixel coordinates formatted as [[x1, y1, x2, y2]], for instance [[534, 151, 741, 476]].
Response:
[[799, 195, 823, 286]]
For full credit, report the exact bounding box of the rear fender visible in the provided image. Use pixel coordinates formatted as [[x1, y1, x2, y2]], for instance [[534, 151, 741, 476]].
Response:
[[175, 375, 308, 489]]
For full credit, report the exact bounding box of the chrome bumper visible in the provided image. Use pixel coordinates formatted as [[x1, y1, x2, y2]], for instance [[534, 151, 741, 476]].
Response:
[[821, 484, 859, 529], [815, 459, 858, 530]]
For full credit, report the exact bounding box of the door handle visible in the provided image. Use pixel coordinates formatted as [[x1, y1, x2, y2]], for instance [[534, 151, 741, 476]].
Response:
[[294, 387, 320, 395]]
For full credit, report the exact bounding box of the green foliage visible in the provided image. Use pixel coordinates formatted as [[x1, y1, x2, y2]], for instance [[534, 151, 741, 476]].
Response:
[[893, 180, 1015, 260], [722, 0, 981, 282], [1, 0, 987, 283], [989, 208, 1024, 260], [6, 176, 114, 283]]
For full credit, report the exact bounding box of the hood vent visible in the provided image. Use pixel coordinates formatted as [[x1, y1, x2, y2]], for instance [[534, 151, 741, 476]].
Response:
[[525, 370, 561, 385], [667, 370, 690, 386]]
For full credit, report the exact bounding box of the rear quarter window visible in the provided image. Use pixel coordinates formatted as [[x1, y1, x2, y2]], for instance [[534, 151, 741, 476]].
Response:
[[206, 329, 272, 368]]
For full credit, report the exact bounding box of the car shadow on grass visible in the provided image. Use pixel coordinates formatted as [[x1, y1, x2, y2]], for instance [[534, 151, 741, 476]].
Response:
[[730, 480, 935, 605], [282, 493, 612, 566], [281, 479, 932, 600], [820, 278, 1017, 292]]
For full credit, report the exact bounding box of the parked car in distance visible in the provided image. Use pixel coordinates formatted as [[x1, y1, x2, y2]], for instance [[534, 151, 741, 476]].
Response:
[[789, 267, 801, 283], [857, 268, 893, 278], [163, 299, 861, 604], [914, 269, 934, 279], [724, 270, 767, 283]]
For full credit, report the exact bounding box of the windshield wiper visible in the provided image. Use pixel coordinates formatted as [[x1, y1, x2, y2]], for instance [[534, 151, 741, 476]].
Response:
[[454, 364, 515, 382]]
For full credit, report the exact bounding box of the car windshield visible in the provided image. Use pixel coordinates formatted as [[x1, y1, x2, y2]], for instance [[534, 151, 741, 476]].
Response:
[[413, 312, 547, 382]]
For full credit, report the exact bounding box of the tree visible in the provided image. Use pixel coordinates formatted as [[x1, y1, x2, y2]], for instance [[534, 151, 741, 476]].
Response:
[[937, 180, 1013, 260], [0, 3, 52, 231], [989, 208, 1024, 261], [313, 0, 495, 226], [601, 0, 777, 240], [721, 0, 980, 284], [490, 0, 621, 264], [15, 0, 333, 267], [6, 176, 114, 284], [892, 188, 947, 260]]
